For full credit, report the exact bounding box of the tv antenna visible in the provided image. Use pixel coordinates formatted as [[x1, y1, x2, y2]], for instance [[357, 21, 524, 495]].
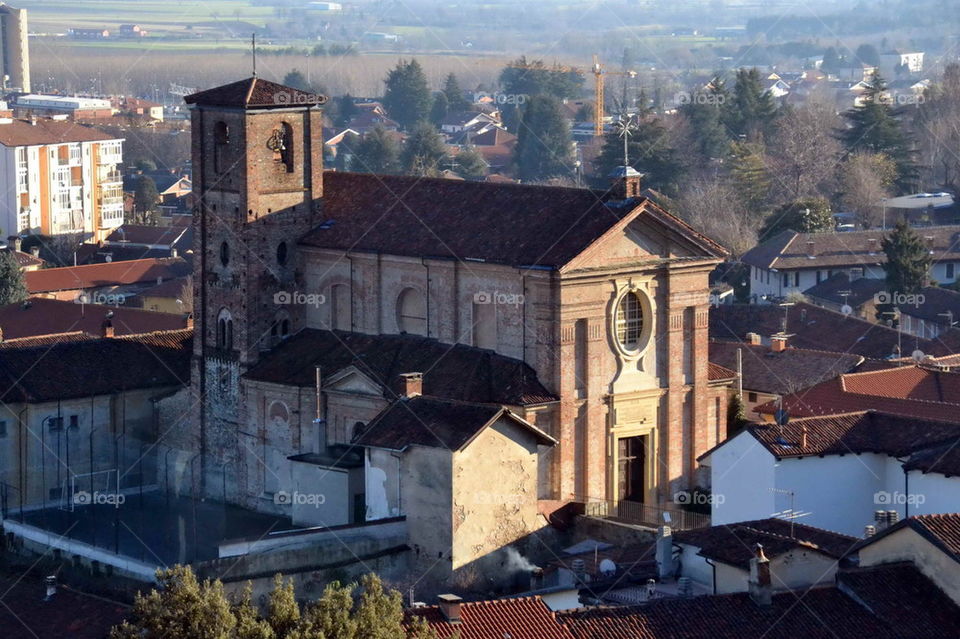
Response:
[[252, 33, 257, 76]]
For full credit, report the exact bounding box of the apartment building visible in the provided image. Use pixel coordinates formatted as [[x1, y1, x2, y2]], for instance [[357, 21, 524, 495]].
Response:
[[0, 3, 29, 93], [0, 117, 124, 240]]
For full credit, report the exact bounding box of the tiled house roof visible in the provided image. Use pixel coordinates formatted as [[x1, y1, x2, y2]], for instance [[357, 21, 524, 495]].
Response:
[[244, 328, 558, 406], [408, 596, 575, 639], [0, 118, 117, 147], [25, 257, 190, 293], [301, 172, 727, 268], [354, 396, 555, 451], [0, 298, 190, 340], [708, 340, 862, 395], [184, 76, 325, 109], [557, 587, 895, 638]]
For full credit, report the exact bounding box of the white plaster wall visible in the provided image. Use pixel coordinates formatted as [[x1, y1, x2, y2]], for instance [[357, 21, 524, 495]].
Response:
[[290, 462, 349, 527], [860, 529, 960, 605], [708, 430, 776, 525]]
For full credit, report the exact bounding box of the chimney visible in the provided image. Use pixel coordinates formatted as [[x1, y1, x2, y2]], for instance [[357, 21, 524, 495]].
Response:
[[12, 236, 21, 252], [397, 372, 423, 398], [30, 246, 39, 257], [656, 525, 676, 580], [530, 567, 544, 591], [887, 509, 899, 525], [805, 240, 816, 258], [864, 525, 876, 538], [770, 334, 788, 352], [746, 332, 762, 346], [185, 313, 194, 329], [748, 544, 772, 607], [608, 166, 643, 200], [102, 318, 115, 338], [437, 594, 462, 623], [677, 576, 693, 598], [867, 238, 877, 254], [171, 248, 178, 258], [800, 423, 808, 449]]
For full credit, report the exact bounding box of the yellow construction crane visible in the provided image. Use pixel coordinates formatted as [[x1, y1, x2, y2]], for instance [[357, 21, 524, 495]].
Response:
[[593, 54, 637, 137]]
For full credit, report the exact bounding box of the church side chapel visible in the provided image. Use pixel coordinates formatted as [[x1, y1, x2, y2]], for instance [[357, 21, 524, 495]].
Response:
[[157, 75, 731, 586]]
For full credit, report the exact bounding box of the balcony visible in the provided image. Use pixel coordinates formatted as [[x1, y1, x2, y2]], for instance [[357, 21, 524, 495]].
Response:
[[100, 170, 123, 184]]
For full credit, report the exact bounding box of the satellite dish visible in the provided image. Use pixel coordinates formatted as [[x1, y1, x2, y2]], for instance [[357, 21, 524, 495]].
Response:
[[912, 350, 926, 362], [599, 559, 617, 576], [841, 304, 853, 316]]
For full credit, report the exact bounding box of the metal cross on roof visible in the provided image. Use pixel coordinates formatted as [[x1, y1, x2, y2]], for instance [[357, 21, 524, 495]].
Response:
[[614, 114, 636, 168]]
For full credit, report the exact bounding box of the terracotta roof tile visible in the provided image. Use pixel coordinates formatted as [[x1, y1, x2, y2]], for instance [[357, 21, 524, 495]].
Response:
[[710, 302, 957, 359], [0, 331, 96, 348], [105, 224, 189, 247], [302, 172, 727, 268], [707, 361, 737, 381], [0, 297, 190, 340], [0, 118, 118, 147], [558, 587, 895, 638], [244, 328, 557, 406], [755, 366, 960, 419], [838, 563, 960, 635], [0, 328, 191, 402], [709, 341, 862, 394], [745, 412, 960, 471], [409, 595, 575, 639], [355, 396, 554, 451], [742, 226, 960, 271], [25, 257, 190, 293], [674, 518, 857, 569]]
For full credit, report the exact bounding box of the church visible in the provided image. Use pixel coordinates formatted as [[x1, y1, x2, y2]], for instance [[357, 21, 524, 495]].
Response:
[[159, 76, 731, 586]]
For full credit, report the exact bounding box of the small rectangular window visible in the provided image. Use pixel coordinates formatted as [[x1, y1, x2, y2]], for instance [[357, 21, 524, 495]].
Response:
[[783, 273, 789, 287], [794, 272, 801, 287], [748, 392, 758, 403]]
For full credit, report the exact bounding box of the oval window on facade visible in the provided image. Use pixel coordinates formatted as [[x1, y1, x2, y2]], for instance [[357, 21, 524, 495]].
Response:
[[615, 291, 644, 352]]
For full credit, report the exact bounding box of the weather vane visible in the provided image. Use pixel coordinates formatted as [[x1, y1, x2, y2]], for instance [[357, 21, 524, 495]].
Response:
[[615, 114, 635, 167]]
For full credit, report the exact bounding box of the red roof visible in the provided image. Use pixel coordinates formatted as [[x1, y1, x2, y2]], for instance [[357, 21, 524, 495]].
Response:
[[25, 257, 190, 293], [0, 297, 189, 339], [409, 596, 575, 639], [0, 118, 118, 147], [755, 365, 960, 419]]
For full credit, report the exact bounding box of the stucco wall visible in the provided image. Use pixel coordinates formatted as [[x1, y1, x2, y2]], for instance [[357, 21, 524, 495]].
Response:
[[859, 528, 960, 605], [709, 430, 776, 525]]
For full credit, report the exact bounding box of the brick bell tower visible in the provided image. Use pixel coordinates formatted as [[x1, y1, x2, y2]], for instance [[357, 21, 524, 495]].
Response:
[[184, 77, 326, 497]]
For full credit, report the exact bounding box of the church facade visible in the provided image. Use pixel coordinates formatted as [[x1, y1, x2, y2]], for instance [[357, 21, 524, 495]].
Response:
[[163, 77, 731, 567]]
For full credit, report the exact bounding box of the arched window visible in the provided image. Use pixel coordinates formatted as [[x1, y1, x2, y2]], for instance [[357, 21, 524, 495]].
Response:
[[270, 310, 292, 344], [396, 288, 427, 335], [214, 121, 229, 174], [217, 308, 234, 350], [219, 241, 230, 267], [276, 241, 288, 266], [615, 291, 644, 352]]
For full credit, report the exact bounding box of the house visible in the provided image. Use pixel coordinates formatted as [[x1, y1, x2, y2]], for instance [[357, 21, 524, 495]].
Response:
[[409, 595, 575, 639], [0, 329, 192, 508], [670, 518, 856, 594], [117, 24, 147, 38], [880, 50, 924, 77], [115, 97, 163, 122], [343, 104, 400, 135], [0, 117, 124, 240], [439, 110, 502, 135], [802, 272, 886, 318], [852, 513, 960, 605], [741, 227, 960, 301], [0, 297, 190, 340], [753, 365, 960, 420], [24, 256, 191, 303], [710, 301, 960, 360], [14, 95, 115, 120], [700, 411, 960, 536], [2, 236, 44, 271], [138, 276, 191, 313], [895, 286, 960, 339], [103, 224, 191, 252], [708, 339, 862, 414]]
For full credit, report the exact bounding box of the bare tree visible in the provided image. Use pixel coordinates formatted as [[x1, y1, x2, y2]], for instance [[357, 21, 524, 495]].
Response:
[[770, 99, 842, 202], [675, 174, 759, 257], [840, 152, 896, 228]]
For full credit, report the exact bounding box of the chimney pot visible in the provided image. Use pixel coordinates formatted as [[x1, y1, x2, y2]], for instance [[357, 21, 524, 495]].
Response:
[[749, 543, 772, 607], [437, 594, 462, 623], [397, 372, 423, 398], [770, 334, 788, 352], [746, 332, 762, 345], [30, 246, 39, 257], [800, 424, 808, 449], [102, 318, 115, 338], [864, 525, 876, 538]]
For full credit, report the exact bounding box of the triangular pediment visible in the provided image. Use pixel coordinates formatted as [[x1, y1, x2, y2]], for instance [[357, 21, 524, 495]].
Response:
[[562, 200, 727, 273], [324, 365, 384, 396]]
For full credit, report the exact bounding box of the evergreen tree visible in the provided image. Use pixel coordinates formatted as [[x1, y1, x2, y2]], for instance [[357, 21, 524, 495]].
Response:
[[0, 250, 27, 306], [442, 73, 470, 112], [133, 175, 160, 225], [513, 95, 574, 182], [429, 91, 449, 127], [401, 122, 449, 176], [282, 69, 312, 92], [454, 147, 488, 180], [822, 47, 843, 74], [351, 126, 401, 175], [838, 73, 918, 190], [383, 59, 432, 131], [759, 198, 834, 241], [594, 115, 685, 195], [882, 220, 932, 295], [679, 90, 729, 160], [855, 44, 880, 67], [333, 94, 358, 128], [725, 68, 778, 140], [729, 141, 771, 218]]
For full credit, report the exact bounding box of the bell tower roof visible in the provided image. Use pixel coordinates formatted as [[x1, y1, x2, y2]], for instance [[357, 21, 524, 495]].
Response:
[[184, 76, 326, 110]]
